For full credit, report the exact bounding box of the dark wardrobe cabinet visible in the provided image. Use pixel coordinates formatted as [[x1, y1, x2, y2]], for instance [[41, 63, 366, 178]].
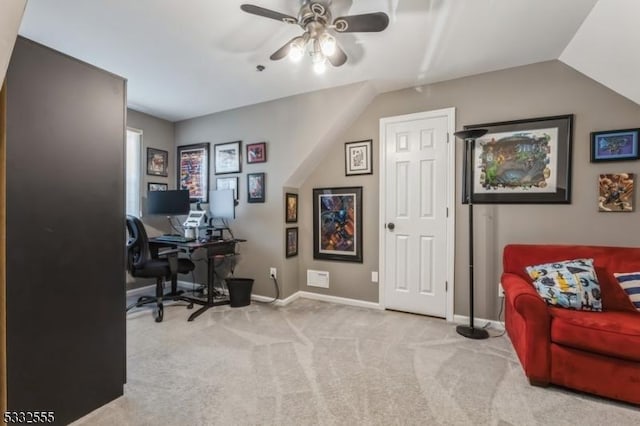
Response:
[[4, 37, 126, 425]]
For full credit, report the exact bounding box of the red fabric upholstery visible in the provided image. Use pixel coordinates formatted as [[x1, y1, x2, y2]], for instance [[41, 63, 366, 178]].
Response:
[[550, 308, 640, 362], [502, 244, 640, 405], [503, 244, 638, 311], [551, 345, 640, 405]]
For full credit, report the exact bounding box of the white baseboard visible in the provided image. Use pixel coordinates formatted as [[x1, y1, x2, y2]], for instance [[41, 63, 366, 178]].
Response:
[[298, 291, 383, 310], [252, 291, 300, 307], [453, 314, 505, 331], [251, 290, 382, 310]]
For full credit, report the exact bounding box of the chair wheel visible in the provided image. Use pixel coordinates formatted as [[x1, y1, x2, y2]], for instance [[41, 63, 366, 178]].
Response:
[[155, 306, 164, 322]]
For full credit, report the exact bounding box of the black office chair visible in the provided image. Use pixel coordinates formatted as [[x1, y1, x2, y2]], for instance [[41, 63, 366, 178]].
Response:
[[126, 215, 195, 322]]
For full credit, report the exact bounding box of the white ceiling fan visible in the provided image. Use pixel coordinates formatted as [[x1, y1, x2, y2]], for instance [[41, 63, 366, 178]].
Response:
[[241, 0, 389, 73]]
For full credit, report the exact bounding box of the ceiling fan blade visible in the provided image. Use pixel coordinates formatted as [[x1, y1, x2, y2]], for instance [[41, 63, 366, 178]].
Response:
[[333, 12, 389, 32], [240, 4, 297, 24], [269, 37, 297, 61], [327, 43, 347, 67]]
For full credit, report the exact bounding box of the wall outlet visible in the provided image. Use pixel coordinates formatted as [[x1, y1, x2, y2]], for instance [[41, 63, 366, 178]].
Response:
[[371, 271, 379, 283], [498, 282, 505, 298], [270, 267, 277, 279]]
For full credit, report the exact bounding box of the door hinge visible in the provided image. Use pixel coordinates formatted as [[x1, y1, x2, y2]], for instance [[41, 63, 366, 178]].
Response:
[[446, 207, 449, 217], [446, 133, 450, 143], [445, 281, 448, 292]]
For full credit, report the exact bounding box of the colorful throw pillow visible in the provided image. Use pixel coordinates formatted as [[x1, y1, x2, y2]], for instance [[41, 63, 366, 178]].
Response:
[[525, 258, 602, 311], [613, 272, 640, 311]]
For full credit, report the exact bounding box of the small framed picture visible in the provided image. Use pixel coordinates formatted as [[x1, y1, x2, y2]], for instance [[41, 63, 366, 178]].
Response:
[[286, 227, 298, 258], [345, 139, 373, 176], [591, 129, 640, 162], [214, 141, 242, 174], [147, 148, 168, 177], [247, 172, 265, 203], [247, 142, 267, 164], [216, 176, 239, 199], [148, 182, 168, 192], [598, 173, 634, 212], [285, 193, 298, 223]]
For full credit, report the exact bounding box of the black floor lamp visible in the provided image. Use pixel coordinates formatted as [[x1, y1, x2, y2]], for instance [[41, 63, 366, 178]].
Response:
[[454, 128, 489, 340]]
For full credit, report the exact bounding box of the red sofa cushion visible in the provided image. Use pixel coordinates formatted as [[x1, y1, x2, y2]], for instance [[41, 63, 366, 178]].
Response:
[[503, 245, 639, 312], [550, 307, 640, 362]]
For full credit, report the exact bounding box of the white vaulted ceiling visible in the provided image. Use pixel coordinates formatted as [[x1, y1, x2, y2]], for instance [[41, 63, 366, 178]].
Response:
[[17, 0, 635, 122]]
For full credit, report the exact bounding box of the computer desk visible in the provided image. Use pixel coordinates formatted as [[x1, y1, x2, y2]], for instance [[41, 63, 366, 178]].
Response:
[[148, 238, 245, 321]]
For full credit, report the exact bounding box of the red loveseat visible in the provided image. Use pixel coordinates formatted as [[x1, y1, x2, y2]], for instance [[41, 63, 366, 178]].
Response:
[[502, 244, 640, 405]]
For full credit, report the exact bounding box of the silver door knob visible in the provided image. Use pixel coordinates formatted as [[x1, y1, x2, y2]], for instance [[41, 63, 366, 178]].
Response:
[[387, 222, 395, 231]]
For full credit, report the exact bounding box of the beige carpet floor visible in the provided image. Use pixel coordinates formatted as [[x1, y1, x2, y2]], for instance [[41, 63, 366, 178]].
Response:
[[73, 298, 639, 425]]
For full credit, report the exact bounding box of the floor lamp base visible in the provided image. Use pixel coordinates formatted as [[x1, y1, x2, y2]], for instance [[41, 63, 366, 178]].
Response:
[[456, 325, 490, 340]]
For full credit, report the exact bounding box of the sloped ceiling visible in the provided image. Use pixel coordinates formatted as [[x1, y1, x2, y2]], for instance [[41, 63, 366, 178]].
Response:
[[0, 0, 27, 83], [17, 0, 608, 122], [560, 0, 640, 108]]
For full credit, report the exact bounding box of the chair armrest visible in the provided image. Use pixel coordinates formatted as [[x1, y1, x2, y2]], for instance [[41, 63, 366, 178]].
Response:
[[157, 248, 181, 257], [502, 272, 551, 385], [157, 249, 180, 275]]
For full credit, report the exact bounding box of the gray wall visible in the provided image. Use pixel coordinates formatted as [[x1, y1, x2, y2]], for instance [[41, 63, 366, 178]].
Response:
[[301, 60, 640, 319], [126, 108, 176, 289], [174, 83, 375, 299], [173, 60, 640, 320]]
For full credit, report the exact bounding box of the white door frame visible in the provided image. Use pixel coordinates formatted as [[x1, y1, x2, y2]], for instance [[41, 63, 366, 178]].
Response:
[[378, 108, 456, 321]]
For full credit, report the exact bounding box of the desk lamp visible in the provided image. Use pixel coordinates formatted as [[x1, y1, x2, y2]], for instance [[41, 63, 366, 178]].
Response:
[[454, 128, 489, 340]]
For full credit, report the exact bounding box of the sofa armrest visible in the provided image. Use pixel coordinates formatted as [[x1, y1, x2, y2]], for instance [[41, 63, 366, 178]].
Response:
[[502, 272, 551, 385], [503, 273, 547, 318]]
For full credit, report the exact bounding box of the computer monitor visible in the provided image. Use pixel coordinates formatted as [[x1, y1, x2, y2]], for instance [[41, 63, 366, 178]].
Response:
[[147, 190, 190, 215], [209, 189, 235, 219]]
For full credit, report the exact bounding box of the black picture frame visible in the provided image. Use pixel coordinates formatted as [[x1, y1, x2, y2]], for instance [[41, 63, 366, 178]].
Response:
[[246, 142, 267, 164], [285, 193, 298, 223], [286, 227, 298, 258], [313, 186, 363, 263], [247, 172, 265, 203], [345, 139, 373, 175], [463, 114, 573, 204], [590, 128, 640, 162], [214, 140, 242, 175], [216, 176, 239, 199], [147, 182, 168, 192], [146, 147, 168, 177], [177, 142, 210, 203]]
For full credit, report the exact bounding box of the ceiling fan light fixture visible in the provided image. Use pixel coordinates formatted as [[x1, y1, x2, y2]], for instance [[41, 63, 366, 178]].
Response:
[[319, 33, 336, 56], [288, 37, 306, 62]]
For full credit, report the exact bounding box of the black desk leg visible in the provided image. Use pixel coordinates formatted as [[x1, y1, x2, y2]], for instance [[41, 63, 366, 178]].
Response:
[[187, 255, 229, 321]]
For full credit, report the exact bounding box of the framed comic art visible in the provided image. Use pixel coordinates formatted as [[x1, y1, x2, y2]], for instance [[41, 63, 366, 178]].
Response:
[[214, 141, 242, 174], [216, 176, 239, 199], [146, 147, 168, 177], [285, 192, 298, 223], [177, 143, 209, 203], [463, 114, 573, 204], [246, 142, 267, 164], [591, 129, 639, 162], [247, 172, 265, 203], [313, 186, 363, 263], [345, 139, 372, 175], [147, 182, 168, 192], [286, 227, 298, 258]]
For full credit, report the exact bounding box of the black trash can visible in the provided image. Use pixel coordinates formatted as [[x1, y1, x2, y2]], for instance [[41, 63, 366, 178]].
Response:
[[226, 278, 254, 307]]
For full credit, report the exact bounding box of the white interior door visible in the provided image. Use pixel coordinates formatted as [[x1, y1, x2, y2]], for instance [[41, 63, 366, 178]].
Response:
[[379, 108, 455, 319]]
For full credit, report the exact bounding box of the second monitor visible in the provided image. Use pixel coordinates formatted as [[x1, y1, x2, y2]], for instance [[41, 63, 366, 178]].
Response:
[[209, 189, 235, 219]]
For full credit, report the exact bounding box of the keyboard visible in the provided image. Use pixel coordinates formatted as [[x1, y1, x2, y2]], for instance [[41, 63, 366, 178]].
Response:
[[154, 235, 195, 243]]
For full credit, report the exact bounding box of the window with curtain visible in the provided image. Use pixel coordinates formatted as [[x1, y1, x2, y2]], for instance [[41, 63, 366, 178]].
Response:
[[126, 128, 142, 217]]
